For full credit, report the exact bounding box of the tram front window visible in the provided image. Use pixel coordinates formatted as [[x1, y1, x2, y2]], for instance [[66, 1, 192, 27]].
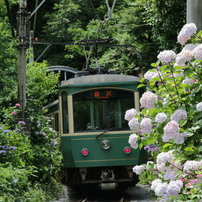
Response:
[[73, 89, 134, 132]]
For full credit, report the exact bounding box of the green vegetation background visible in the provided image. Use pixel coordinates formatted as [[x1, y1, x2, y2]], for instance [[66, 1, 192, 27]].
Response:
[[0, 0, 186, 200]]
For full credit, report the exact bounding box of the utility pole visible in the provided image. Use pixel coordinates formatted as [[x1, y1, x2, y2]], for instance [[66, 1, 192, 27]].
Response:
[[187, 0, 202, 31], [17, 0, 29, 118]]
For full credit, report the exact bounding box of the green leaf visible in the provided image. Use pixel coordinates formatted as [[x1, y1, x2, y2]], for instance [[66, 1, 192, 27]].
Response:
[[184, 147, 194, 155], [142, 135, 157, 145], [150, 77, 161, 82], [137, 83, 145, 88], [151, 63, 157, 67], [163, 143, 172, 150], [184, 68, 193, 76], [149, 68, 157, 73]]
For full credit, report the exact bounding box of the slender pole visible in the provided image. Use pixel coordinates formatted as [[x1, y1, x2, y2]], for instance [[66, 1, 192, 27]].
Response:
[[187, 0, 202, 31], [17, 0, 29, 118]]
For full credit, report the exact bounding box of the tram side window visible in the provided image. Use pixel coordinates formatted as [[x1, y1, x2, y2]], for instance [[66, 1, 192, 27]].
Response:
[[62, 91, 69, 133]]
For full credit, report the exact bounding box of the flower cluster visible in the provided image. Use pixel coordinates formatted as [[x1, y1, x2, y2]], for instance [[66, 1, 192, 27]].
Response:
[[163, 121, 180, 141], [155, 113, 167, 123], [140, 91, 157, 109], [157, 50, 176, 63], [127, 22, 201, 201], [144, 71, 158, 81], [151, 179, 183, 198], [170, 109, 187, 123], [177, 23, 197, 45], [0, 145, 17, 154], [128, 133, 138, 149], [125, 108, 137, 121], [183, 160, 202, 172], [156, 150, 174, 172], [140, 118, 152, 134], [128, 118, 139, 131], [192, 44, 202, 60], [133, 165, 144, 175], [144, 144, 159, 153], [196, 102, 202, 111]]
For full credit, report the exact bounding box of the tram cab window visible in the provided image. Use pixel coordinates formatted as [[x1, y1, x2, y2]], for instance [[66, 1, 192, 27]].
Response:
[[73, 89, 134, 132], [62, 91, 69, 133]]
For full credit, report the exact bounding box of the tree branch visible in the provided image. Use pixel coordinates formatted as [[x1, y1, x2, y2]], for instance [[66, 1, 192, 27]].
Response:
[[4, 0, 15, 38]]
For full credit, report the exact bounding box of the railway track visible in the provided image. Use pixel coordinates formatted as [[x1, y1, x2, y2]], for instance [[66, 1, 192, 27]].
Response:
[[79, 191, 130, 202]]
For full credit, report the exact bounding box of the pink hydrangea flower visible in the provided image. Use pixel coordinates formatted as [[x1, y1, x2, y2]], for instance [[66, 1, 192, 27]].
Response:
[[140, 118, 152, 134], [125, 108, 137, 121], [164, 121, 180, 140], [174, 132, 187, 144], [170, 109, 187, 123], [157, 50, 176, 63], [12, 112, 16, 115], [177, 23, 197, 45], [140, 91, 157, 109], [192, 44, 202, 60], [155, 112, 167, 123]]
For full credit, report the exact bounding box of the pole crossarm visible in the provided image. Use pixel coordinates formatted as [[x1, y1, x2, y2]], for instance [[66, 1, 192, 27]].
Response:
[[29, 0, 46, 20]]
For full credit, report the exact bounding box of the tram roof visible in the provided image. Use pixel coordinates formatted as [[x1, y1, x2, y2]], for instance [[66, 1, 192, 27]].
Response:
[[60, 74, 139, 86]]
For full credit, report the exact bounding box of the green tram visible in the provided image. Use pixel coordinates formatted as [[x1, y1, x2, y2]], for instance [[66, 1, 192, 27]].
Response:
[[47, 71, 147, 190]]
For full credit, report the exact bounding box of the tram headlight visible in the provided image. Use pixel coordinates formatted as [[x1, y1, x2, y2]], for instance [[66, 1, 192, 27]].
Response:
[[81, 148, 88, 156], [102, 139, 111, 150], [124, 146, 131, 154]]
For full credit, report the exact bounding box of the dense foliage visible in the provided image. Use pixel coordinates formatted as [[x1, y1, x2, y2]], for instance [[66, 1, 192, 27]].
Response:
[[41, 0, 186, 74], [126, 24, 202, 201], [0, 105, 62, 200]]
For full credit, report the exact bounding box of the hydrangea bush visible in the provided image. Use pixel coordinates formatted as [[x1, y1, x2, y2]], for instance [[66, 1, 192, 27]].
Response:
[[126, 23, 202, 201]]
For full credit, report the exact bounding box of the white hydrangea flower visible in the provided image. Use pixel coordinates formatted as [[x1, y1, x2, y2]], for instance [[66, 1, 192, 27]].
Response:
[[196, 102, 202, 111], [177, 23, 197, 45], [157, 50, 176, 63], [171, 109, 187, 123], [128, 118, 139, 131], [144, 71, 158, 81], [164, 121, 180, 140], [155, 112, 167, 123], [163, 167, 177, 181], [140, 118, 152, 134], [125, 108, 137, 121], [157, 163, 166, 172], [157, 151, 174, 165], [174, 133, 186, 144], [166, 180, 183, 196], [140, 91, 157, 109], [192, 44, 202, 60], [133, 165, 144, 175], [182, 78, 196, 85], [128, 133, 138, 149], [176, 50, 193, 65], [183, 160, 202, 171], [182, 44, 197, 51], [151, 179, 162, 191], [155, 182, 168, 196]]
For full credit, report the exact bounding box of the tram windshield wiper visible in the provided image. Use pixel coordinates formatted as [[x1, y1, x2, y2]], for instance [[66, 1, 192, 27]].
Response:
[[96, 127, 121, 139]]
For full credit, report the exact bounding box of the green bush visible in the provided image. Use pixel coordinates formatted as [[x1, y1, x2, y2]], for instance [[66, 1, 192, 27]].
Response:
[[0, 166, 32, 198]]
